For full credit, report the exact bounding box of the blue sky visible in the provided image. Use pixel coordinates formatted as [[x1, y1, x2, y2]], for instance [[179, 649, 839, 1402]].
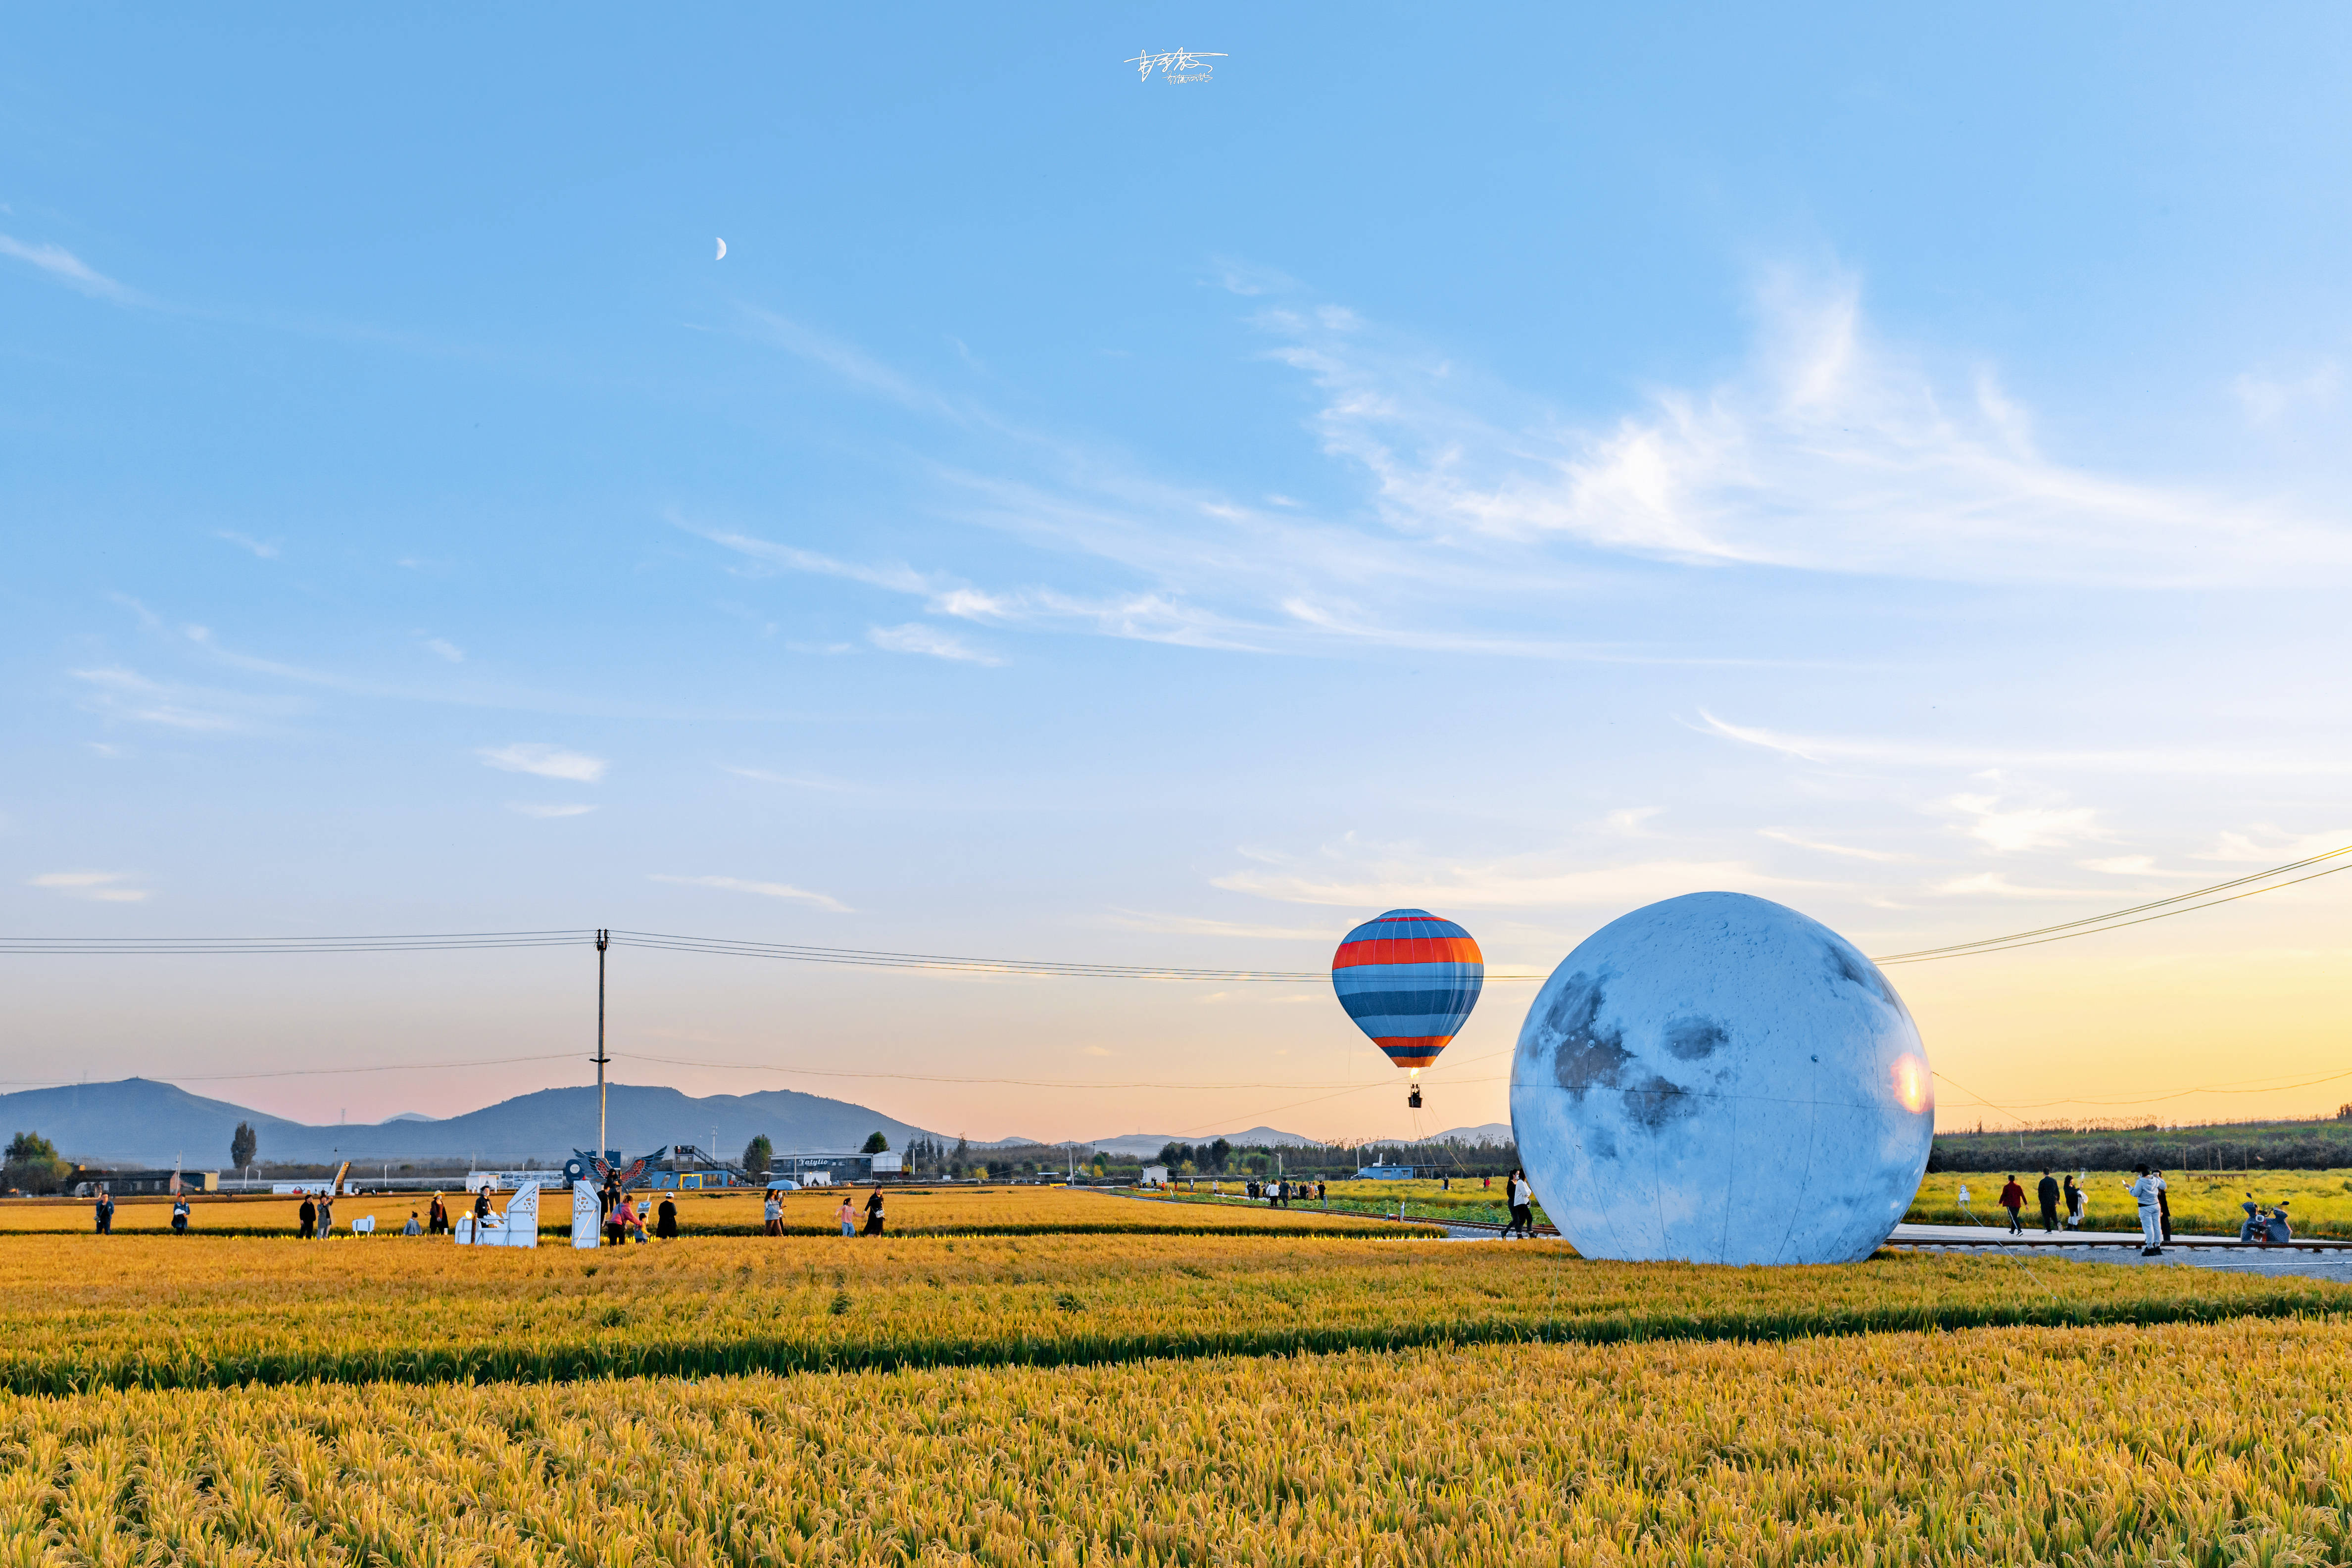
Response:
[[7, 5, 2352, 1143]]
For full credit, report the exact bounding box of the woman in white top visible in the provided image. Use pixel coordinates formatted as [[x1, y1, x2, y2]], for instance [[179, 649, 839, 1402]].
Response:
[[764, 1190, 784, 1237]]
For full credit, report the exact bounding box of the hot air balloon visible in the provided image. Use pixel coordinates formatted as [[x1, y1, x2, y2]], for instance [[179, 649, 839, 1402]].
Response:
[[1330, 908, 1484, 1108]]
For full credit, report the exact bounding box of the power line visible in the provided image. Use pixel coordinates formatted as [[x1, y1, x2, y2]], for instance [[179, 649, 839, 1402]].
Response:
[[0, 930, 589, 954], [615, 1046, 1510, 1093], [1872, 844, 2352, 964], [605, 930, 1352, 981], [0, 1051, 585, 1087], [5, 840, 2347, 976]]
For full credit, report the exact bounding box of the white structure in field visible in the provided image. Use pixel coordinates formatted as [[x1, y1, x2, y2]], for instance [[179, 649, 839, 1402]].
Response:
[[453, 1181, 540, 1247], [1509, 892, 1933, 1265], [571, 1180, 601, 1249]]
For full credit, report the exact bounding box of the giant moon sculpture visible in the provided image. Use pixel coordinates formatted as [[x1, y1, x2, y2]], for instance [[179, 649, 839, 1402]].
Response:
[[1509, 891, 1933, 1265]]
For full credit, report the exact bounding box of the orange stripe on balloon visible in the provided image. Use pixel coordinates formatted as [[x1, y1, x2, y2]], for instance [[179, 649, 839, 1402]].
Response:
[[1330, 936, 1485, 968]]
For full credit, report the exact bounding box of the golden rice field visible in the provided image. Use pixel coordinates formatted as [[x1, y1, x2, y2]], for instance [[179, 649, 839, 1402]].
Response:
[[0, 1186, 1439, 1240], [15, 1318, 2352, 1567], [0, 1227, 2336, 1393], [1905, 1168, 2352, 1237], [1163, 1177, 1550, 1229]]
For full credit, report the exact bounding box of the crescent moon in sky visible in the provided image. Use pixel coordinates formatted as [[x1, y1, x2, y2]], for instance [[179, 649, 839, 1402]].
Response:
[[715, 238, 727, 261]]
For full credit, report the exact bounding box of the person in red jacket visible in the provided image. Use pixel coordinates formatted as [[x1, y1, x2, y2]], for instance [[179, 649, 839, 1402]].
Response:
[[1998, 1175, 2026, 1235]]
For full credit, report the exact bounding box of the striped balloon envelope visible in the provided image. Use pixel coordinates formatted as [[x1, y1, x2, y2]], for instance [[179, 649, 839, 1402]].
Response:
[[1329, 908, 1485, 1071]]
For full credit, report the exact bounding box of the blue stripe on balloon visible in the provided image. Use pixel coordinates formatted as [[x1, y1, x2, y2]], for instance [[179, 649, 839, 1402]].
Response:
[[1331, 961, 1483, 990]]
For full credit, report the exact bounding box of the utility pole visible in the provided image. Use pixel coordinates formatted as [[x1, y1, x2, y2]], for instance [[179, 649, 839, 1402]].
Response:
[[595, 930, 611, 1161]]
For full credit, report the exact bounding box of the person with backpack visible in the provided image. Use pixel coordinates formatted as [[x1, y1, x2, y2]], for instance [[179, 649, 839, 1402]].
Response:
[[1998, 1175, 2026, 1235]]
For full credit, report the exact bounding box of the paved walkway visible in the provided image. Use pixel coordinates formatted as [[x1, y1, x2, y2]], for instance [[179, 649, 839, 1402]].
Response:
[[1888, 1221, 2352, 1280]]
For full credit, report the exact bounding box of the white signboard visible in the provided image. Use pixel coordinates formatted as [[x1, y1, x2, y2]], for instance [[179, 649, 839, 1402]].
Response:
[[571, 1180, 601, 1249], [501, 1181, 540, 1249]]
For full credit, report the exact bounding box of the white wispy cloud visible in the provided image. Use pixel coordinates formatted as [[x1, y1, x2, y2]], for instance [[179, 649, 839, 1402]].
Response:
[[648, 873, 850, 912], [1212, 842, 1796, 911], [215, 531, 280, 559], [477, 743, 607, 782], [1262, 268, 2352, 587], [0, 234, 135, 302], [2197, 827, 2352, 863], [1101, 909, 1339, 941], [2078, 855, 2189, 877], [674, 515, 937, 596], [508, 803, 597, 818], [722, 766, 854, 791], [68, 667, 278, 732], [1693, 709, 2352, 778], [423, 638, 464, 663], [736, 307, 962, 418], [1759, 829, 1913, 863], [1929, 873, 2111, 900], [1943, 791, 2106, 854], [27, 870, 149, 903], [867, 623, 1002, 665], [2232, 362, 2339, 425]]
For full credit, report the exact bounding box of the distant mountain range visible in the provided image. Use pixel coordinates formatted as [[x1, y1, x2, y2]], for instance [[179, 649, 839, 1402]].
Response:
[[1002, 1123, 1518, 1159], [0, 1079, 1517, 1171], [0, 1079, 938, 1169]]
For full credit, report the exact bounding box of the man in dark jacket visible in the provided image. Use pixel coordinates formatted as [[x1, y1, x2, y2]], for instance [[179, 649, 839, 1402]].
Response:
[[2036, 1171, 2060, 1232], [1998, 1175, 2025, 1235], [297, 1193, 316, 1239]]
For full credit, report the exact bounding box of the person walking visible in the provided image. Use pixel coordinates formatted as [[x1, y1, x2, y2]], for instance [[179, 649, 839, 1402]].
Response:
[[655, 1193, 678, 1239], [171, 1193, 191, 1234], [836, 1194, 855, 1236], [764, 1189, 784, 1237], [2062, 1174, 2083, 1231], [297, 1192, 317, 1240], [1998, 1175, 2026, 1235], [2036, 1170, 2060, 1233], [1506, 1168, 1534, 1239], [862, 1185, 886, 1236], [2128, 1165, 2166, 1256]]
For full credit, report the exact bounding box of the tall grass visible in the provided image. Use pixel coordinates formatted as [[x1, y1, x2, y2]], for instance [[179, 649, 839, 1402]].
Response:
[[12, 1320, 2352, 1565], [0, 1185, 1442, 1239], [0, 1230, 2335, 1393]]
